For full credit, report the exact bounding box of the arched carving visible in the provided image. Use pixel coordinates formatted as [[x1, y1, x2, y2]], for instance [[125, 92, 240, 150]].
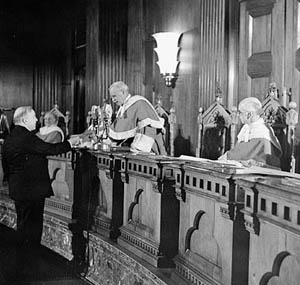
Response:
[[50, 167, 61, 184], [128, 188, 144, 222], [185, 210, 205, 251], [259, 251, 300, 285]]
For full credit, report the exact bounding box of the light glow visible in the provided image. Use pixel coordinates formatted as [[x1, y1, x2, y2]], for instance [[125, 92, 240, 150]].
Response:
[[152, 32, 181, 87]]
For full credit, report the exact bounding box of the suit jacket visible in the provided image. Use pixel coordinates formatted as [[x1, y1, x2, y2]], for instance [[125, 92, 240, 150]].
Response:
[[2, 125, 71, 201]]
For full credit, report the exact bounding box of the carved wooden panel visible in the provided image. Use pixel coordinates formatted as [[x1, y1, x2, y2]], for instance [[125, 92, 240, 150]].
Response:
[[246, 0, 276, 17], [295, 48, 300, 72], [247, 51, 272, 78], [239, 0, 285, 101]]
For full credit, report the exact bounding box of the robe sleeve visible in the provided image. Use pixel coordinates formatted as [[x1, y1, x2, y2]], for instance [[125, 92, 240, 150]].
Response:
[[226, 138, 281, 168]]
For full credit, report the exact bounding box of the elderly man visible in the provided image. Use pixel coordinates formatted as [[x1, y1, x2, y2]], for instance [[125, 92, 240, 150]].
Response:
[[107, 81, 166, 154], [219, 97, 282, 168], [2, 106, 80, 274]]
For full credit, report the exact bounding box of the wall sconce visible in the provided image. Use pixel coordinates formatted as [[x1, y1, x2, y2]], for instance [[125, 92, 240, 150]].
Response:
[[152, 32, 181, 87]]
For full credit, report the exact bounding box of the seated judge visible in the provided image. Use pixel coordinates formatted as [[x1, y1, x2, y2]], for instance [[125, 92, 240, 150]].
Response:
[[218, 97, 282, 168], [36, 109, 64, 143], [107, 81, 166, 155]]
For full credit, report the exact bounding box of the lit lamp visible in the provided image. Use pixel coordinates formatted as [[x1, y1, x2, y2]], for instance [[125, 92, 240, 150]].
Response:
[[152, 32, 181, 87]]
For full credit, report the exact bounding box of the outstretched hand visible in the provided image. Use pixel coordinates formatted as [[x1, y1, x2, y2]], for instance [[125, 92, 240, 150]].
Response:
[[79, 129, 97, 142], [68, 136, 81, 147]]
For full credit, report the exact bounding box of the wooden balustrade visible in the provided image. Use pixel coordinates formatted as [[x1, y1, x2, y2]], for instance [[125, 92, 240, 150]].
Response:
[[237, 175, 300, 285], [171, 160, 248, 285], [1, 146, 300, 284], [41, 151, 77, 260], [88, 150, 124, 239], [116, 153, 179, 268]]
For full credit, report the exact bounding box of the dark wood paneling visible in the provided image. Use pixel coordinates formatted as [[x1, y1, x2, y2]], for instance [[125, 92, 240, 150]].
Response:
[[0, 55, 32, 112], [86, 0, 128, 115], [86, 0, 100, 111], [247, 51, 272, 78], [33, 64, 62, 117], [246, 0, 276, 17], [238, 0, 285, 102]]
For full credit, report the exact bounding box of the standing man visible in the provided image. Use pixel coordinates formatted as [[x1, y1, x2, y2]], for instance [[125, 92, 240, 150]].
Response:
[[218, 97, 282, 168], [2, 106, 79, 254], [108, 81, 166, 155]]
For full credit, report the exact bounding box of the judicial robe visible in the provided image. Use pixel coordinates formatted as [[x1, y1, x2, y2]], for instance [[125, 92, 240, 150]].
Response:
[[109, 95, 166, 155], [225, 118, 282, 168]]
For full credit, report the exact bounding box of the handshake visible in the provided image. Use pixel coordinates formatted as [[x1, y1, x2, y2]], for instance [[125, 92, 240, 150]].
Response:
[[68, 129, 98, 148]]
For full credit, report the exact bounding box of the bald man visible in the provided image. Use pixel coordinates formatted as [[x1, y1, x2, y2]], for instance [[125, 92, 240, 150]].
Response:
[[219, 97, 282, 168]]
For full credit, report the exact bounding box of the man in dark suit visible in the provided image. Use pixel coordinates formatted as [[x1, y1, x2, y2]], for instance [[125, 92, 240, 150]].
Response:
[[2, 106, 79, 254]]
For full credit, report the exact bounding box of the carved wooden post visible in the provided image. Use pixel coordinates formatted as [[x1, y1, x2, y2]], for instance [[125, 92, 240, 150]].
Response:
[[230, 106, 239, 149], [169, 106, 176, 157], [40, 111, 45, 127], [195, 107, 203, 157], [65, 111, 70, 137], [286, 101, 298, 173]]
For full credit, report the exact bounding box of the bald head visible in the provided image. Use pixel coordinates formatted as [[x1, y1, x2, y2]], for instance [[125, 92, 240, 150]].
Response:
[[238, 97, 262, 114], [13, 106, 37, 131], [238, 97, 263, 124], [109, 81, 130, 106]]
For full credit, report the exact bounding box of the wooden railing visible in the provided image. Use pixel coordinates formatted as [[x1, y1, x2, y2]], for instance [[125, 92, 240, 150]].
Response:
[[0, 147, 300, 284]]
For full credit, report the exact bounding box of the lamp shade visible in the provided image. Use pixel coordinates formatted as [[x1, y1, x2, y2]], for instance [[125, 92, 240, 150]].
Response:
[[152, 32, 181, 75]]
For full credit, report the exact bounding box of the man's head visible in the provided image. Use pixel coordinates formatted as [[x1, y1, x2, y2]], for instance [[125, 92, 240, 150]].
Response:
[[238, 97, 263, 125], [13, 106, 37, 131], [44, 110, 59, 127], [109, 81, 129, 106]]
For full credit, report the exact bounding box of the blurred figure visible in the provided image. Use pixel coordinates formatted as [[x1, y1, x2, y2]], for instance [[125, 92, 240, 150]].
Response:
[[37, 109, 64, 143], [0, 109, 10, 140], [0, 109, 11, 184], [219, 97, 282, 168]]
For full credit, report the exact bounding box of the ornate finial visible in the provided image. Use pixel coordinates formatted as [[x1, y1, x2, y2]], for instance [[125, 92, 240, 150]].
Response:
[[197, 107, 203, 123], [157, 94, 162, 106], [267, 82, 278, 99], [65, 111, 70, 137], [215, 83, 222, 104], [230, 106, 239, 149], [196, 107, 204, 157], [286, 102, 298, 127]]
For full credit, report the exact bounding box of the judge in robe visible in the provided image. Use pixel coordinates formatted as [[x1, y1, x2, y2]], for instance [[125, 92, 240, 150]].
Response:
[[36, 109, 64, 143], [107, 81, 167, 155], [218, 97, 282, 168]]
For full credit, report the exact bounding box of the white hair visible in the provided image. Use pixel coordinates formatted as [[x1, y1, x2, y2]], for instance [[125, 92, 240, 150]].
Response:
[[109, 81, 129, 93], [13, 106, 33, 124], [239, 97, 263, 115]]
